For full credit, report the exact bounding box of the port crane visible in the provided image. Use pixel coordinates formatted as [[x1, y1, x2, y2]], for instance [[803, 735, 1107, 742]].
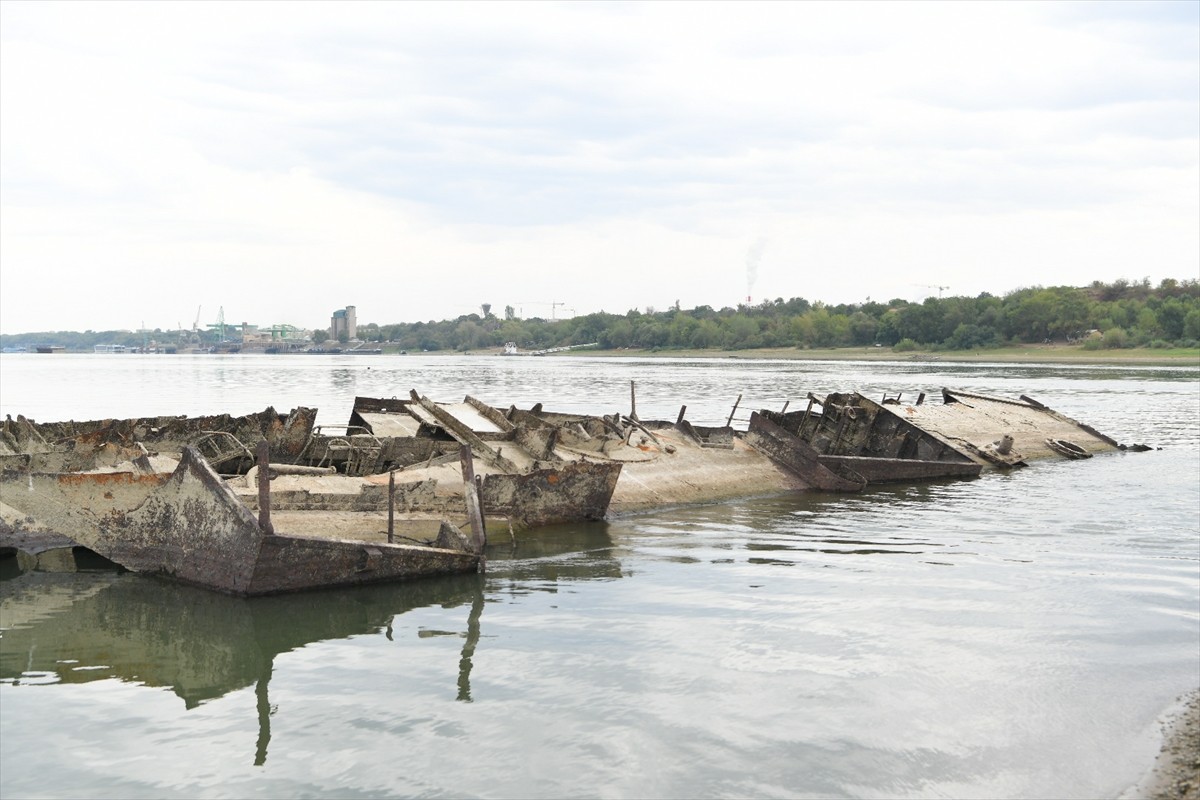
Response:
[[206, 307, 229, 342], [263, 324, 301, 340], [177, 306, 202, 344]]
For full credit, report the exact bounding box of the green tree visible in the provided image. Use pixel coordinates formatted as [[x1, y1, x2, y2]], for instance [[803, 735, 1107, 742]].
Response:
[[1102, 328, 1128, 349], [599, 319, 634, 349], [1157, 298, 1187, 340], [1183, 309, 1200, 341]]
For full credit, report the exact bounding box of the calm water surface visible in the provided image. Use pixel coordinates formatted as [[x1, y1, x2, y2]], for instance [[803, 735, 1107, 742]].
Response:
[[1, 354, 1198, 799]]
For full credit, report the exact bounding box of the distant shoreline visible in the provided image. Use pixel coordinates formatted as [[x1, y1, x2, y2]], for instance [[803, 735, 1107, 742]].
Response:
[[4, 345, 1198, 367], [484, 344, 1200, 367]]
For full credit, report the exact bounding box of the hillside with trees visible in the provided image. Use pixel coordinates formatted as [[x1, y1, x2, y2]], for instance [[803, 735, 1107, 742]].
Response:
[[369, 278, 1200, 354], [4, 278, 1198, 355]]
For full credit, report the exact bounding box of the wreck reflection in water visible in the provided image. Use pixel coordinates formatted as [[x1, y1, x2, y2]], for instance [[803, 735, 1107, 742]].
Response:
[[0, 522, 622, 766], [0, 572, 485, 766], [0, 355, 1196, 799]]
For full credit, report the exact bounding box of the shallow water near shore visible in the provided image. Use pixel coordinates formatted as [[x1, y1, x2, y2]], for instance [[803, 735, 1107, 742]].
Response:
[[1, 354, 1198, 799]]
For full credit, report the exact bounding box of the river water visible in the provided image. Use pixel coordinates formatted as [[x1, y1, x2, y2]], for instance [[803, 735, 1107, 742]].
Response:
[[1, 354, 1197, 799]]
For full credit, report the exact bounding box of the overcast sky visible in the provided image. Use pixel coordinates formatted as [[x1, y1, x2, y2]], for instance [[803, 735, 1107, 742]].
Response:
[[1, 1, 1197, 335]]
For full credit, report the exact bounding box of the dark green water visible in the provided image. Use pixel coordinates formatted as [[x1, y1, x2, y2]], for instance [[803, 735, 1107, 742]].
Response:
[[1, 355, 1197, 798]]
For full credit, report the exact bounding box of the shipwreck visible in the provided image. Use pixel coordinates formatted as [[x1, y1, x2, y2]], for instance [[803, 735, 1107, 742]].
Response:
[[0, 386, 1140, 596]]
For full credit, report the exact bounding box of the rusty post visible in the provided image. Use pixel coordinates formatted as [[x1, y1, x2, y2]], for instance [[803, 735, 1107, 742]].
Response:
[[676, 405, 687, 425], [800, 397, 815, 436], [630, 380, 638, 421], [459, 445, 487, 555], [256, 440, 274, 535], [726, 393, 742, 428], [387, 470, 395, 544]]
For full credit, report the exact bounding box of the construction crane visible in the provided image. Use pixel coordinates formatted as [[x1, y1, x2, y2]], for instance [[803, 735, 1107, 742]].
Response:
[[916, 284, 950, 299], [515, 301, 566, 320]]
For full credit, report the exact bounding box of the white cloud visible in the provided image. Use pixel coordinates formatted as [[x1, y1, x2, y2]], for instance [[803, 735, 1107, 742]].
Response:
[[1, 0, 1196, 333]]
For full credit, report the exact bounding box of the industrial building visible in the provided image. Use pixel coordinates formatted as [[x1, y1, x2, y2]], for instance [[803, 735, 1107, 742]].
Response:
[[331, 306, 357, 341]]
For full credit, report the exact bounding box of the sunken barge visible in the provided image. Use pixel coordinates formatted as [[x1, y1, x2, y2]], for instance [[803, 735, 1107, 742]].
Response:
[[0, 387, 1137, 595]]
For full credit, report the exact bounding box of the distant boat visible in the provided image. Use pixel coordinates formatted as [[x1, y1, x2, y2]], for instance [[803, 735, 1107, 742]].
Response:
[[35, 345, 66, 354]]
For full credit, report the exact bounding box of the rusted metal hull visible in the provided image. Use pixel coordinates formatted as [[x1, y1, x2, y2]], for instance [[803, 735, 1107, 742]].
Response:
[[816, 454, 982, 483], [743, 387, 1118, 489], [744, 412, 866, 491], [0, 448, 479, 596], [343, 395, 625, 528], [1, 387, 1130, 583], [480, 460, 623, 528], [1, 406, 318, 474]]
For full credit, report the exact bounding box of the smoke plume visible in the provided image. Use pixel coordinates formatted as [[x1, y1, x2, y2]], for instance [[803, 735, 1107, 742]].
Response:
[[746, 238, 767, 303]]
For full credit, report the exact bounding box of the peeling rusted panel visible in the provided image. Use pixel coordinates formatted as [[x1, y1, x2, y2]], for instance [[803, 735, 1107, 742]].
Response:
[[88, 447, 265, 593], [0, 441, 152, 474], [246, 536, 477, 595], [512, 422, 559, 461], [240, 479, 451, 514], [4, 407, 318, 474], [481, 461, 622, 529], [817, 454, 982, 482]]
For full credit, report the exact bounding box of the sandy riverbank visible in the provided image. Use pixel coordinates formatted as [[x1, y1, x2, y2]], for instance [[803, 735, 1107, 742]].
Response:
[[456, 344, 1200, 366], [1130, 690, 1200, 800]]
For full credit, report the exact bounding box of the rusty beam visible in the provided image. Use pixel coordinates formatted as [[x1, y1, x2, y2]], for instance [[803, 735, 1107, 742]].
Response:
[[726, 394, 742, 428], [256, 441, 274, 535], [459, 445, 487, 556], [387, 471, 395, 544], [409, 392, 518, 472], [464, 396, 516, 432]]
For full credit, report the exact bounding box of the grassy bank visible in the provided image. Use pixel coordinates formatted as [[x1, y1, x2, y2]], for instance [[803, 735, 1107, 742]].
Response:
[[448, 344, 1200, 366]]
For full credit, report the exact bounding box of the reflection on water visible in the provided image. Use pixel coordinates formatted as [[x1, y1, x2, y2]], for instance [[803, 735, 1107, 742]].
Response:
[[0, 572, 486, 766], [0, 356, 1196, 798], [1, 573, 470, 704], [0, 523, 621, 768]]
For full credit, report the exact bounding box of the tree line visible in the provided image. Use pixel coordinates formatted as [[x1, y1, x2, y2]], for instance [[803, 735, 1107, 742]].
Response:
[[367, 278, 1200, 353], [4, 278, 1198, 354]]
